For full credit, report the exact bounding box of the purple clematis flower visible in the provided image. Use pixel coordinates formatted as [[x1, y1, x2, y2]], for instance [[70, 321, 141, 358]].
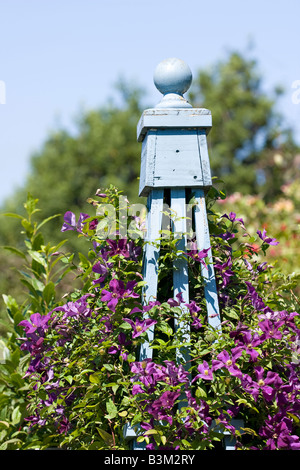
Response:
[[185, 300, 202, 329], [235, 330, 263, 362], [186, 243, 210, 269], [258, 318, 284, 340], [146, 391, 181, 426], [192, 361, 214, 382], [167, 292, 184, 307], [124, 317, 157, 338], [260, 415, 300, 450], [92, 261, 111, 285], [52, 294, 94, 321], [215, 257, 234, 288], [212, 348, 243, 378], [222, 212, 245, 229], [242, 366, 282, 402], [106, 238, 130, 258], [101, 278, 139, 312], [19, 312, 52, 335], [257, 229, 279, 246], [61, 211, 89, 233], [245, 281, 266, 311]]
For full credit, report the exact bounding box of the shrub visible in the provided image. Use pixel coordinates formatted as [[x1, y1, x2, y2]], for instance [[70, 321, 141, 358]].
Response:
[[0, 185, 299, 450]]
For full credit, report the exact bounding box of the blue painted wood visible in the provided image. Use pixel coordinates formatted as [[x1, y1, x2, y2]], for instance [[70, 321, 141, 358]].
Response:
[[153, 58, 193, 108], [137, 108, 212, 142], [170, 188, 190, 367], [139, 188, 164, 361], [138, 110, 213, 197], [194, 189, 222, 331]]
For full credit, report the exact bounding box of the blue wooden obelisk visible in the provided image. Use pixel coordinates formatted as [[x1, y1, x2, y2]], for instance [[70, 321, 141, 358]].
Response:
[[124, 58, 226, 449], [138, 58, 221, 363]]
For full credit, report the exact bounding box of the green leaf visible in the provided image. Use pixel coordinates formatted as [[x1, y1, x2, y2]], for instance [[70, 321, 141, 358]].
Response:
[[78, 252, 90, 269], [157, 320, 173, 336], [119, 322, 132, 330], [10, 373, 25, 388], [105, 399, 118, 419], [2, 246, 26, 259], [224, 309, 240, 320], [64, 375, 73, 385], [21, 219, 34, 237], [43, 282, 55, 304], [24, 193, 39, 217], [28, 250, 47, 268], [1, 212, 24, 220], [11, 406, 22, 426], [36, 214, 61, 232], [144, 429, 158, 435], [195, 386, 207, 399], [97, 428, 114, 446], [89, 373, 101, 384]]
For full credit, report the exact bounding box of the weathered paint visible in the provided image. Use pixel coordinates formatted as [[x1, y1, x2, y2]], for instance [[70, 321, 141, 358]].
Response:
[[171, 188, 191, 367], [194, 189, 221, 330], [139, 188, 164, 361]]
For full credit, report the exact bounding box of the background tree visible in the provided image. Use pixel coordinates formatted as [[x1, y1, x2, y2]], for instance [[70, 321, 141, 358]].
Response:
[[189, 51, 299, 200]]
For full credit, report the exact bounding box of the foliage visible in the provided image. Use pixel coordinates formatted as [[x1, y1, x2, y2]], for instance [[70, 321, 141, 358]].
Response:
[[217, 178, 300, 285], [189, 51, 299, 200], [0, 186, 299, 450]]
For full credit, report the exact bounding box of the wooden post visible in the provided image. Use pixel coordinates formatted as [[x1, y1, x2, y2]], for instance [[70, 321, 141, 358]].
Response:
[[138, 58, 221, 334], [125, 57, 229, 449]]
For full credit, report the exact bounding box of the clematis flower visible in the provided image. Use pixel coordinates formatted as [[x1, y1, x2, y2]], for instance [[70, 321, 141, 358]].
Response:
[[106, 238, 130, 258], [257, 229, 279, 246], [212, 348, 243, 378], [221, 212, 245, 229], [52, 294, 94, 321], [108, 332, 131, 356], [242, 367, 282, 402], [245, 281, 266, 311], [101, 278, 139, 312], [123, 317, 157, 338], [184, 300, 202, 329], [214, 257, 234, 288], [186, 242, 210, 268], [259, 414, 300, 450], [258, 319, 284, 340], [130, 359, 165, 391], [192, 361, 213, 382], [61, 211, 89, 233], [146, 391, 181, 425], [92, 261, 111, 285], [167, 292, 184, 307], [19, 312, 52, 336], [235, 330, 263, 362]]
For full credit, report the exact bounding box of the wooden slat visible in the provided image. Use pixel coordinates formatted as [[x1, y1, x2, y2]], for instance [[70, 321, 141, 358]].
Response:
[[194, 189, 222, 331], [170, 189, 190, 368], [139, 188, 164, 360]]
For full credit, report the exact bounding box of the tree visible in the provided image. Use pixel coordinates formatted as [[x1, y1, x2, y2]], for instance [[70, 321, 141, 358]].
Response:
[[188, 51, 299, 200]]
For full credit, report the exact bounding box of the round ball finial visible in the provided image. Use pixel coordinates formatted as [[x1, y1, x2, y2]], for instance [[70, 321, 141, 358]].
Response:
[[154, 58, 192, 95], [153, 58, 192, 108]]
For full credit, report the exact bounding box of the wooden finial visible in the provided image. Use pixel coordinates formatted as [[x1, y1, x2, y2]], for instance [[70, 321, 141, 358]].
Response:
[[153, 58, 193, 108]]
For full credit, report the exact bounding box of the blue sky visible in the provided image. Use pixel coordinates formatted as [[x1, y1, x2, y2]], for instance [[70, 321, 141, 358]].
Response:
[[0, 0, 299, 205]]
